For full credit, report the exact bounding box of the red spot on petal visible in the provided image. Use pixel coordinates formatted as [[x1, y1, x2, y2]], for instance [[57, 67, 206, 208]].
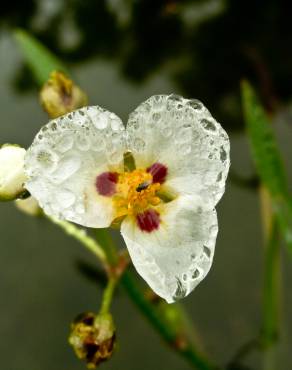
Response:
[[96, 172, 118, 196], [136, 209, 160, 232], [147, 162, 168, 184]]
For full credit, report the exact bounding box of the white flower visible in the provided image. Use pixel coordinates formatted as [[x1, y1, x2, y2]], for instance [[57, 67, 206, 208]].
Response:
[[25, 95, 230, 303], [0, 144, 27, 201]]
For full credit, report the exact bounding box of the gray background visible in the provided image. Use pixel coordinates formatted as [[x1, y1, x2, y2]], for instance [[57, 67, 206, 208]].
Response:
[[0, 31, 292, 370]]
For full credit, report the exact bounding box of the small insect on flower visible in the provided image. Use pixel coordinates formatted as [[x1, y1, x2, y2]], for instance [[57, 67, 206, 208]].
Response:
[[25, 95, 230, 303]]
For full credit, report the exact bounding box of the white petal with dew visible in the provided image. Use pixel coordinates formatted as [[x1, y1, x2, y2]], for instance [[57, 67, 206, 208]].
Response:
[[126, 95, 230, 207], [25, 106, 126, 227], [121, 196, 218, 303]]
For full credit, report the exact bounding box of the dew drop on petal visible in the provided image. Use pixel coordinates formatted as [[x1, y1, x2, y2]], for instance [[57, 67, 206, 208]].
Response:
[[55, 190, 76, 208], [89, 111, 108, 129], [152, 112, 161, 122], [191, 269, 201, 280], [161, 127, 173, 138], [56, 136, 74, 153], [187, 99, 203, 110], [111, 118, 122, 131], [201, 118, 217, 132], [91, 136, 106, 152], [203, 245, 211, 258], [175, 127, 192, 143], [173, 277, 187, 300], [133, 138, 145, 152], [50, 156, 81, 184], [220, 145, 227, 162], [36, 149, 59, 173], [108, 151, 123, 165], [76, 135, 91, 151], [179, 144, 192, 156]]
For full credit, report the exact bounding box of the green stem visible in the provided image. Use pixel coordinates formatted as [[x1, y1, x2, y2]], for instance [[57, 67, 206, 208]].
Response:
[[48, 216, 107, 265], [99, 277, 117, 315], [262, 218, 281, 346], [121, 270, 216, 370], [49, 218, 215, 370], [100, 229, 216, 370], [94, 228, 118, 265]]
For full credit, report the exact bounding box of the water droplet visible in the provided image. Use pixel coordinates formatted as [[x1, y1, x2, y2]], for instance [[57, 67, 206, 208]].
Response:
[[150, 264, 159, 274], [111, 118, 122, 131], [220, 146, 227, 162], [173, 277, 187, 301], [56, 190, 75, 208], [129, 119, 139, 130], [91, 136, 106, 152], [187, 99, 203, 110], [190, 253, 196, 261], [161, 127, 173, 137], [203, 245, 211, 258], [76, 135, 91, 151], [36, 149, 59, 173], [49, 121, 58, 131], [191, 269, 200, 280], [203, 171, 215, 185], [75, 204, 85, 214], [89, 111, 108, 129], [50, 156, 81, 184], [216, 172, 223, 182], [179, 144, 192, 156], [209, 224, 218, 237], [108, 151, 122, 164], [56, 136, 73, 153], [144, 255, 154, 264], [152, 112, 161, 122], [176, 128, 192, 143], [201, 119, 217, 132], [182, 273, 188, 281], [133, 138, 145, 152]]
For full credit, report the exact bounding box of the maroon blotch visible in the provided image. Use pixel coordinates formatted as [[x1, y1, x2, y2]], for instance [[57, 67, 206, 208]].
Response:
[[96, 172, 118, 196], [136, 209, 160, 232], [147, 162, 168, 184]]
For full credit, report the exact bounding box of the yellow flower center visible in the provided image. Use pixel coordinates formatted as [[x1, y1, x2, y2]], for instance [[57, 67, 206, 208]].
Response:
[[113, 169, 161, 218]]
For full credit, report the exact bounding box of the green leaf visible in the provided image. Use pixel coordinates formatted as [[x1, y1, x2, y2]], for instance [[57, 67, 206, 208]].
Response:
[[14, 29, 68, 85], [241, 80, 292, 248]]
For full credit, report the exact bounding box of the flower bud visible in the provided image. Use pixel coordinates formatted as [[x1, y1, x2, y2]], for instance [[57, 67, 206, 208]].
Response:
[[69, 312, 116, 368], [40, 71, 88, 118], [15, 196, 42, 216], [0, 144, 27, 201]]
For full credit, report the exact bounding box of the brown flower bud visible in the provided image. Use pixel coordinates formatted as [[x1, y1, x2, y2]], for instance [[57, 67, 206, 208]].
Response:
[[69, 312, 116, 368], [40, 71, 88, 118]]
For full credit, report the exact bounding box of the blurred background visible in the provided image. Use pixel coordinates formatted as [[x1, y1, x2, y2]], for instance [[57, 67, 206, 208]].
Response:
[[1, 0, 292, 369]]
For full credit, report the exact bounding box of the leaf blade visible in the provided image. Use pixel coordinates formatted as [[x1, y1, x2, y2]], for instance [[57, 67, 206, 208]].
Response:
[[241, 80, 292, 248], [14, 29, 68, 85]]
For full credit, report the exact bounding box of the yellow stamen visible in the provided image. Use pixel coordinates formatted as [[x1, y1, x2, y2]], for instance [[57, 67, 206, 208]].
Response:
[[113, 169, 161, 218]]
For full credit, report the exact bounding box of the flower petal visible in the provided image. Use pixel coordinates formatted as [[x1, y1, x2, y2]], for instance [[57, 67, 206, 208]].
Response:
[[126, 95, 230, 207], [121, 196, 218, 303], [25, 106, 126, 227]]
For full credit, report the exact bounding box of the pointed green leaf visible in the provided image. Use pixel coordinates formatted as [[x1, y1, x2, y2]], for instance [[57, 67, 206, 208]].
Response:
[[14, 29, 68, 85], [241, 80, 292, 248]]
